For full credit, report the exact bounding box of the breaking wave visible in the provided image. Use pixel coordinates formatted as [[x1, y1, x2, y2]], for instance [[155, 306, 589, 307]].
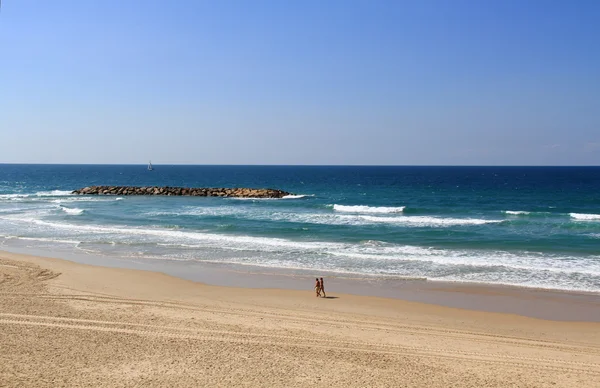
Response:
[[332, 204, 405, 214], [349, 215, 501, 227], [502, 210, 553, 217], [60, 207, 84, 215], [36, 190, 74, 197], [570, 213, 600, 221]]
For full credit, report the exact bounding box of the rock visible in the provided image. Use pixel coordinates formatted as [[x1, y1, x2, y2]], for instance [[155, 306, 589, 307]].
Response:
[[72, 186, 292, 198]]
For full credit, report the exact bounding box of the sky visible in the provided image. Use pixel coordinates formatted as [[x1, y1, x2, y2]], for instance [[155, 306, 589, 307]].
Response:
[[0, 0, 599, 165]]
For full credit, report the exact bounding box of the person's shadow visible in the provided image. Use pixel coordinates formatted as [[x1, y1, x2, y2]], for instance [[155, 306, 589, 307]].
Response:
[[322, 296, 339, 299]]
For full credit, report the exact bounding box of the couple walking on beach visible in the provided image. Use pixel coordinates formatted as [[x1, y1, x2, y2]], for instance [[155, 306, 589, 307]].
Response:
[[315, 277, 326, 298]]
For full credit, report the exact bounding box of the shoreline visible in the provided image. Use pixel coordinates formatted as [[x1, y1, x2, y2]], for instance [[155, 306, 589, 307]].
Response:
[[2, 249, 600, 386], [2, 247, 599, 322]]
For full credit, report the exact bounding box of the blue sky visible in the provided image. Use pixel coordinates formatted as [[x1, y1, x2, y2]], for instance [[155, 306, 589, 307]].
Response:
[[1, 0, 598, 165]]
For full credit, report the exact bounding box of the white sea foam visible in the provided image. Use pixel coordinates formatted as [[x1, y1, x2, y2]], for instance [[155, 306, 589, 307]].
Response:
[[143, 206, 500, 227], [570, 213, 600, 221], [0, 207, 32, 214], [504, 210, 531, 215], [3, 205, 599, 292], [347, 215, 501, 227], [334, 247, 600, 276], [51, 197, 115, 204], [426, 276, 599, 293], [55, 197, 122, 206], [332, 204, 405, 214], [186, 246, 600, 292], [0, 190, 73, 202], [227, 194, 312, 201], [0, 194, 28, 199], [60, 207, 84, 215], [17, 236, 81, 245], [0, 194, 30, 202], [36, 190, 73, 197], [0, 208, 55, 221], [157, 243, 205, 248], [17, 219, 342, 252], [13, 217, 598, 275], [146, 206, 242, 218]]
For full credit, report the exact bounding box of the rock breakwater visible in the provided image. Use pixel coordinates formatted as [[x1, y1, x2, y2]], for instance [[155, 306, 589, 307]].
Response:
[[72, 186, 292, 198]]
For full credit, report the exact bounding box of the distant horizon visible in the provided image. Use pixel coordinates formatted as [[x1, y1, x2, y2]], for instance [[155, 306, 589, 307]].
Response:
[[1, 163, 599, 168]]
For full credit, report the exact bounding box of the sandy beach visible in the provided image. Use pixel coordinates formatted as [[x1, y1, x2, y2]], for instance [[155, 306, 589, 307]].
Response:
[[1, 250, 600, 387]]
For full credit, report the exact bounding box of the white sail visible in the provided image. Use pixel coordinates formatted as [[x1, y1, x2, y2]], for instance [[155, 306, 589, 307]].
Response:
[[148, 161, 153, 171]]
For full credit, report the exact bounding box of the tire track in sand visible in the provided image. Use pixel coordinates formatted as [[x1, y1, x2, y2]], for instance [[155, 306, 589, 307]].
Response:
[[2, 312, 600, 377], [4, 291, 598, 356]]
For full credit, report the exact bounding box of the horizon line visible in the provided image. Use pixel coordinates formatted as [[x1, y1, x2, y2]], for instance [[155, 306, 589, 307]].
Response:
[[1, 163, 599, 168]]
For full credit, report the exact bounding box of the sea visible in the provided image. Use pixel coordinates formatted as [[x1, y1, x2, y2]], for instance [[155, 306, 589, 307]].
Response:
[[1, 164, 599, 293]]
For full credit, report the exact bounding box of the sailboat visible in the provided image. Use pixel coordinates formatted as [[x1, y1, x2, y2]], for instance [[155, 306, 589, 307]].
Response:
[[147, 161, 153, 171]]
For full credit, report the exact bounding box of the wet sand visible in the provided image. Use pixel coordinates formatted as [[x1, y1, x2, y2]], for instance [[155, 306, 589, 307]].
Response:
[[1, 250, 600, 387], [5, 245, 600, 322]]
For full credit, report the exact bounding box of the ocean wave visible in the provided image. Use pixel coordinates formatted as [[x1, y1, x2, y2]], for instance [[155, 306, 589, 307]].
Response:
[[157, 243, 205, 248], [349, 215, 501, 227], [360, 240, 390, 247], [0, 208, 55, 221], [0, 190, 74, 202], [16, 230, 588, 291], [0, 194, 27, 199], [17, 217, 592, 273], [190, 246, 600, 291], [425, 277, 599, 293], [224, 194, 313, 201], [4, 216, 600, 291], [0, 207, 32, 214], [141, 206, 499, 228], [227, 195, 313, 201], [502, 210, 554, 217], [570, 213, 600, 221], [332, 204, 405, 214], [16, 236, 82, 245], [60, 207, 84, 215], [145, 206, 242, 218], [503, 210, 531, 215], [51, 197, 118, 204], [255, 211, 499, 227], [147, 203, 494, 228], [36, 190, 74, 197], [2, 201, 501, 230], [0, 194, 29, 202], [19, 219, 342, 251], [193, 258, 427, 280]]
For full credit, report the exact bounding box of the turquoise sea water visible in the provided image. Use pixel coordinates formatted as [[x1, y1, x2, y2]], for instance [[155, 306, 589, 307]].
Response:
[[1, 164, 599, 292]]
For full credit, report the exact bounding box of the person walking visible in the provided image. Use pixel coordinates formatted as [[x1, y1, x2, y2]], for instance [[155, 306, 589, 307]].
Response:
[[315, 278, 321, 297], [320, 277, 326, 298]]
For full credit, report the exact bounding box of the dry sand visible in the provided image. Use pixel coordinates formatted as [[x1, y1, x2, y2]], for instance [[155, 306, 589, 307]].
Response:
[[1, 250, 599, 387]]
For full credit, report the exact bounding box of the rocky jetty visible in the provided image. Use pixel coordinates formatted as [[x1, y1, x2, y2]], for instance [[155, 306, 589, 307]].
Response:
[[72, 186, 291, 198]]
